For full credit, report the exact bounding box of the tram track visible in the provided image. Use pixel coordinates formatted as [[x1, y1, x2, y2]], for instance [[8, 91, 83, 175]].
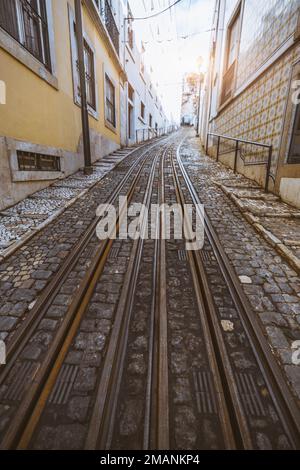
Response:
[[0, 138, 172, 450], [171, 139, 300, 449], [0, 132, 299, 450]]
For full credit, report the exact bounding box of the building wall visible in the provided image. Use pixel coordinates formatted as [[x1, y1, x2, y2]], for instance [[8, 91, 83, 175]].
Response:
[[120, 2, 170, 146], [0, 0, 122, 210], [203, 0, 300, 206]]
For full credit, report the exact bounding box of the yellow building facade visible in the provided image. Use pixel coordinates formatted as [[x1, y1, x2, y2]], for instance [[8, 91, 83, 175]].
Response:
[[0, 0, 124, 210]]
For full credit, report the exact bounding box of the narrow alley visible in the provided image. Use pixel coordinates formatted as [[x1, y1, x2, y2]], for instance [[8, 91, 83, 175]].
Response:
[[0, 0, 300, 461]]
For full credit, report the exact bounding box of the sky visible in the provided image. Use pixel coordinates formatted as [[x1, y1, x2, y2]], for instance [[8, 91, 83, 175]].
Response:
[[129, 0, 215, 122]]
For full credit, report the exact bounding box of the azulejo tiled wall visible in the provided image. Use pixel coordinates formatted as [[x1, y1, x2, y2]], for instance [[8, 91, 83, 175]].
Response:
[[213, 42, 300, 174], [237, 0, 299, 89]]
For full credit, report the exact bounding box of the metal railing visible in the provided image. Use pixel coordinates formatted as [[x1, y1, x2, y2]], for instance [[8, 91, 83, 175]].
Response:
[[135, 125, 177, 144], [206, 133, 274, 192], [103, 0, 119, 54]]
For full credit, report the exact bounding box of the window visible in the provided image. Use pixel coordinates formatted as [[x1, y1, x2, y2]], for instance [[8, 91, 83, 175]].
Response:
[[226, 14, 240, 70], [0, 0, 51, 70], [140, 42, 145, 76], [17, 150, 60, 171], [288, 104, 300, 164], [71, 20, 96, 113], [128, 83, 134, 139], [220, 7, 240, 105], [83, 40, 96, 110], [149, 113, 153, 128], [127, 3, 134, 50], [140, 101, 145, 120], [128, 83, 134, 103], [105, 74, 116, 127], [128, 103, 133, 139]]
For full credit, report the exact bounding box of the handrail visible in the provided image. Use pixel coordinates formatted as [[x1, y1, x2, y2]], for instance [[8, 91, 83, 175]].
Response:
[[135, 126, 177, 144], [207, 133, 272, 149], [205, 132, 273, 192]]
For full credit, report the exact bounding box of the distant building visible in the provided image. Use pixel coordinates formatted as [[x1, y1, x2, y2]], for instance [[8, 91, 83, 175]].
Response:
[[121, 1, 169, 146], [200, 0, 300, 208], [181, 73, 201, 127]]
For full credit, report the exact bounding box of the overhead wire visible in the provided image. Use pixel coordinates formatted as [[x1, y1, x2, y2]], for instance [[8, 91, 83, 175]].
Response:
[[140, 28, 216, 44], [127, 0, 185, 21]]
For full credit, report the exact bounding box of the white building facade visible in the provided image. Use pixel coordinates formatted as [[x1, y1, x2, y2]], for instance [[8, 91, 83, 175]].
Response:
[[119, 1, 170, 146]]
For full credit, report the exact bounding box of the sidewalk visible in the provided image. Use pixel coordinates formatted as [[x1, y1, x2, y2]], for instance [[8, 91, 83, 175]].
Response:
[[215, 180, 300, 274], [0, 147, 136, 260], [180, 133, 300, 401]]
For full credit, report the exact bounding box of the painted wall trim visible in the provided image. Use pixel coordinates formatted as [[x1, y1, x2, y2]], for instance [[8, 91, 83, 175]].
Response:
[[6, 137, 64, 182]]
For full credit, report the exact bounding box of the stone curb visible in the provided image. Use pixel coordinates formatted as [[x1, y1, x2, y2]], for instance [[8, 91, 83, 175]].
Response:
[[218, 184, 300, 275]]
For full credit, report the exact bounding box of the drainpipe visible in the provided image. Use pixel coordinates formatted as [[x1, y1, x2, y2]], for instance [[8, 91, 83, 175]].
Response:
[[123, 16, 132, 147], [75, 0, 93, 175], [196, 79, 202, 137]]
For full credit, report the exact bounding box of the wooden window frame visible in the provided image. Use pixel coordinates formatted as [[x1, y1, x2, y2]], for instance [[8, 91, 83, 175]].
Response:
[[140, 101, 145, 120], [105, 73, 116, 129], [128, 83, 134, 104], [0, 0, 51, 70], [149, 113, 153, 128], [83, 39, 96, 111], [220, 2, 242, 106], [287, 103, 300, 164], [69, 5, 98, 120]]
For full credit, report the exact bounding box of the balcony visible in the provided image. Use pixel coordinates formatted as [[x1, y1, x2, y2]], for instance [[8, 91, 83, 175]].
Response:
[[101, 0, 119, 55]]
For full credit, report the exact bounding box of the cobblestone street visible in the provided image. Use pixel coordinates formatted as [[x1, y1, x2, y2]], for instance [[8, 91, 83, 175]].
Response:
[[0, 130, 299, 450], [1, 0, 300, 459], [180, 134, 300, 400]]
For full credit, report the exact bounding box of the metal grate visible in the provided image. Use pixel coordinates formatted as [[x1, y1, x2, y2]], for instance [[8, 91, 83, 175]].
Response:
[[4, 362, 39, 401], [200, 250, 214, 265], [103, 0, 119, 54], [109, 246, 120, 259], [193, 370, 218, 414], [48, 364, 78, 405], [178, 249, 188, 261], [17, 150, 61, 172], [236, 372, 266, 417]]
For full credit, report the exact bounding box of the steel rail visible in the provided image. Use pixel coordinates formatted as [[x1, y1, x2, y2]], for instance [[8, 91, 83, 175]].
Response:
[[174, 140, 300, 449], [84, 143, 171, 450], [0, 136, 170, 379], [0, 138, 172, 450], [169, 142, 239, 449]]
